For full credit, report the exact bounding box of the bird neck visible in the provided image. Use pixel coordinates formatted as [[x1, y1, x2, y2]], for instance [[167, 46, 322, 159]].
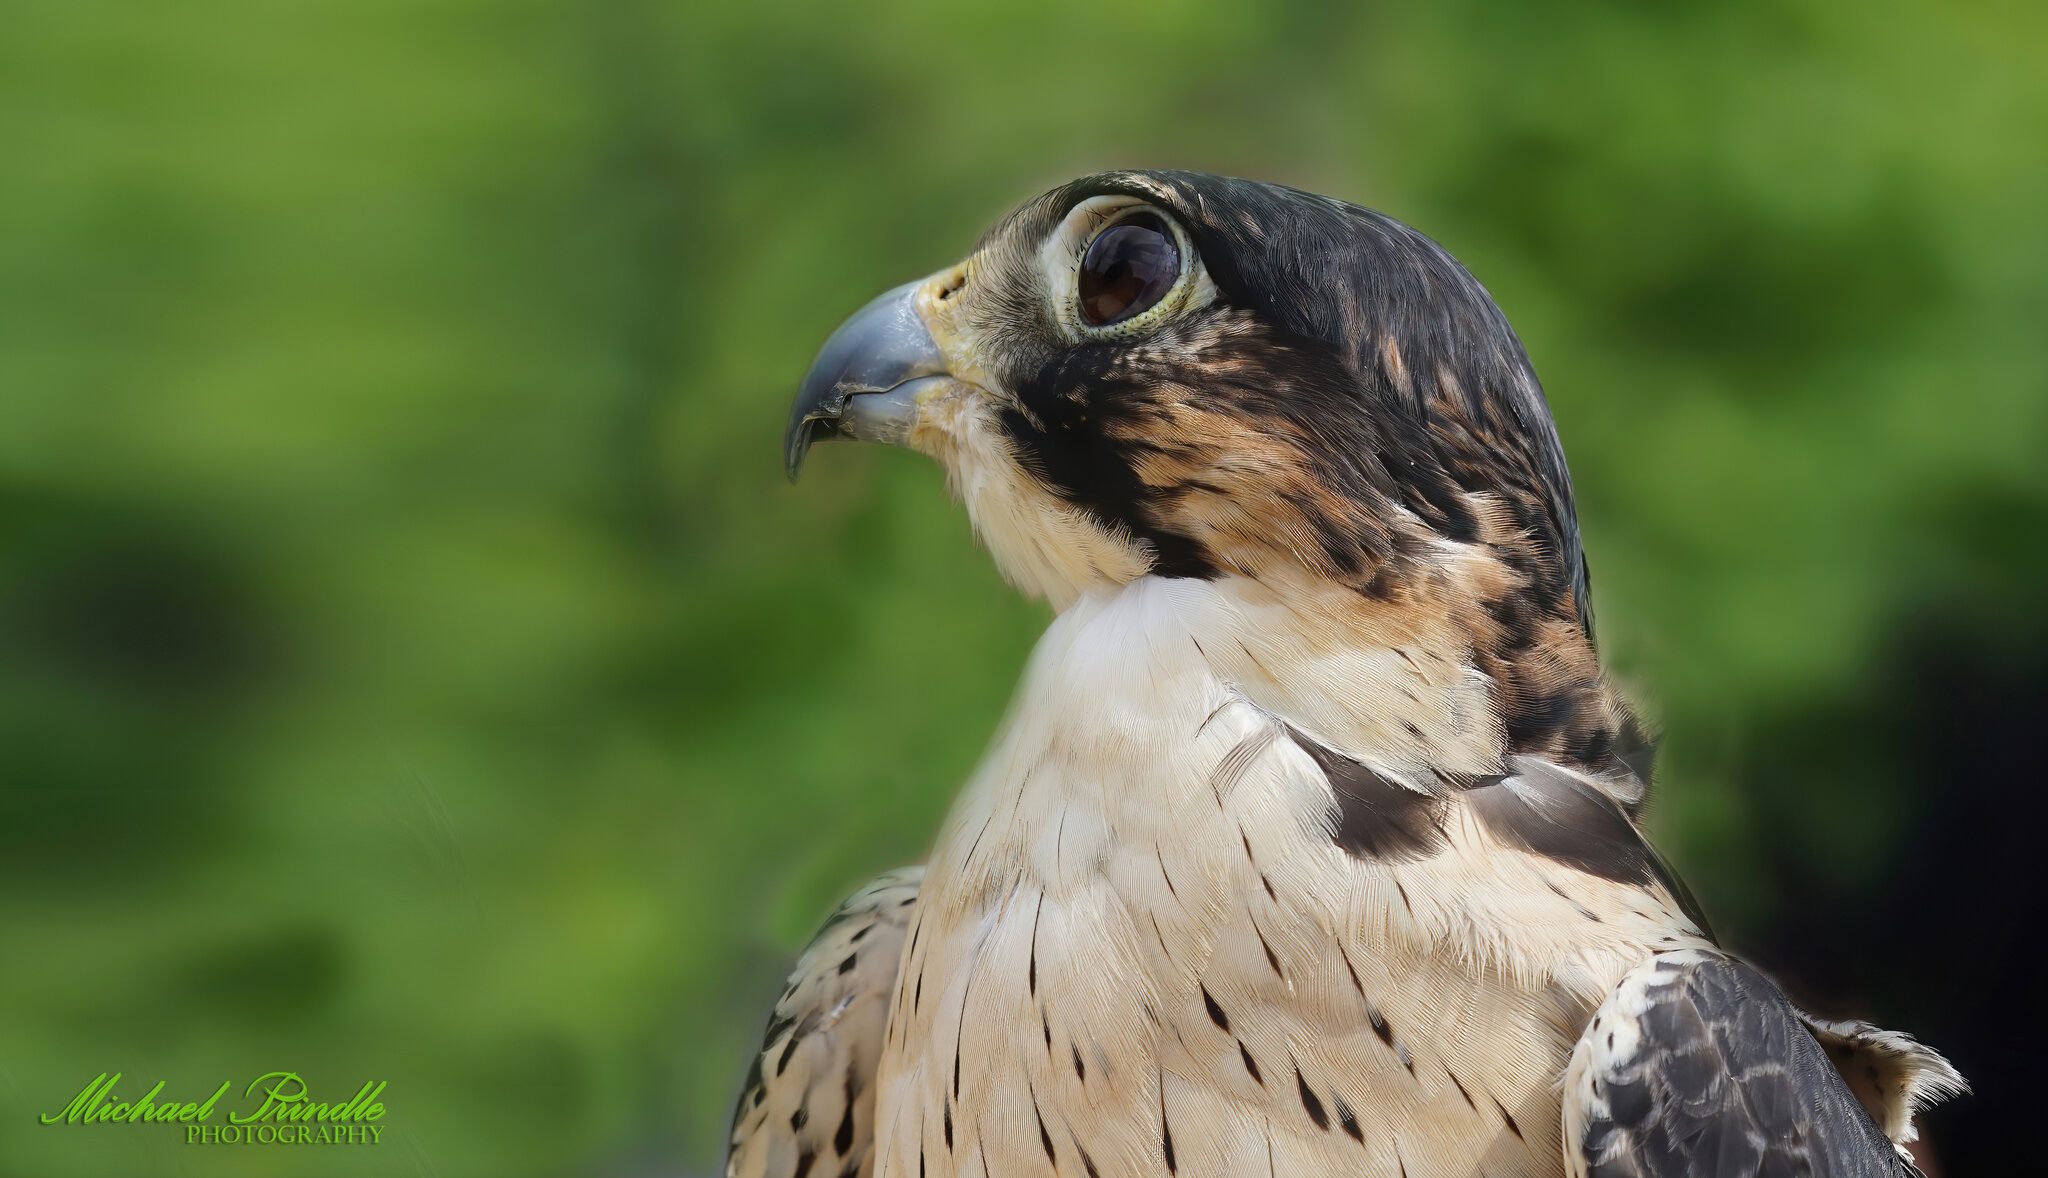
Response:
[[1044, 564, 1642, 786], [932, 572, 1644, 911]]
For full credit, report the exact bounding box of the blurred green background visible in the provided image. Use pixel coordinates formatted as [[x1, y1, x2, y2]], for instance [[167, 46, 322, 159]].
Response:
[[2, 2, 2042, 1175]]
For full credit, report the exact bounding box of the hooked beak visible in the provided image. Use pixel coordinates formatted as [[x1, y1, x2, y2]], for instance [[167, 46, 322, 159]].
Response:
[[784, 281, 951, 481]]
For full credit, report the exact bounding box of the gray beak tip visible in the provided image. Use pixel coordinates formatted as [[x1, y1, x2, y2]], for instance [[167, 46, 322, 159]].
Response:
[[784, 280, 943, 482], [783, 412, 842, 483]]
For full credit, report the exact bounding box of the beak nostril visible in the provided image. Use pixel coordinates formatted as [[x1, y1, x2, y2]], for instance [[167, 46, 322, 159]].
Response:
[[936, 270, 967, 301]]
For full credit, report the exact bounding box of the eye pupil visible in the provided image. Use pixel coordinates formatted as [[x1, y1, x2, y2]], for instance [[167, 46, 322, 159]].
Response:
[[1078, 213, 1179, 327]]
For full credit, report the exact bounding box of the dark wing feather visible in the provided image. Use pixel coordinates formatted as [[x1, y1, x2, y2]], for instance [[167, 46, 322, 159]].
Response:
[[1468, 756, 1715, 940], [1568, 952, 1926, 1178], [727, 867, 921, 1178]]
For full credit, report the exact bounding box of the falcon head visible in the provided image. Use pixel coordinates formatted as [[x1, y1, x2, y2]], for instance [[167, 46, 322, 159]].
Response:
[[788, 171, 1639, 773]]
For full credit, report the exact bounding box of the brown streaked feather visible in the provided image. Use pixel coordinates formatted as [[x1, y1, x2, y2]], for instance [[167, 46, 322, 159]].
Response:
[[728, 868, 922, 1178]]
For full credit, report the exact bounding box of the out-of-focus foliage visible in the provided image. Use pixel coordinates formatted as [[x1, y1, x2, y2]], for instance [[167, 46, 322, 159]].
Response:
[[1, 2, 2041, 1175]]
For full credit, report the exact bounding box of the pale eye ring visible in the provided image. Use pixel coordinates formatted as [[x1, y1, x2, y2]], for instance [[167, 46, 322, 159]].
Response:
[[1077, 213, 1180, 327]]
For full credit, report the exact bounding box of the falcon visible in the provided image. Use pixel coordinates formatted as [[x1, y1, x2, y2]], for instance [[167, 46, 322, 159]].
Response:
[[730, 171, 1962, 1178]]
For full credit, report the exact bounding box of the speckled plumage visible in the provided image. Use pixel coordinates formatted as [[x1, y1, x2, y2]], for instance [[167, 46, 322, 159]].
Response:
[[1565, 951, 1963, 1177], [740, 172, 1961, 1177], [729, 868, 922, 1178]]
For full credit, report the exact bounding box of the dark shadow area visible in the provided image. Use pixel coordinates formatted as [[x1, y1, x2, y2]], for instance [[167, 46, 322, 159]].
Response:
[[1740, 615, 2044, 1173]]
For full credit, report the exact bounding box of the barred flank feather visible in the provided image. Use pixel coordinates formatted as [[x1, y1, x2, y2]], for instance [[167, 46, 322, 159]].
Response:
[[728, 868, 922, 1178]]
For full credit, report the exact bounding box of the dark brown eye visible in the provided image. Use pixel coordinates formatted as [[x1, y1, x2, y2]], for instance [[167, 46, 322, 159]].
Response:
[[1078, 213, 1179, 327]]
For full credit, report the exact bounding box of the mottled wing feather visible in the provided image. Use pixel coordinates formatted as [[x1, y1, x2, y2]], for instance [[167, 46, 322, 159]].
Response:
[[1798, 1012, 1966, 1147], [728, 867, 922, 1178], [1567, 951, 1934, 1178]]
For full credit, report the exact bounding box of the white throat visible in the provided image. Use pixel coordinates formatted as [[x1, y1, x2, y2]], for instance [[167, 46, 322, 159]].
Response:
[[929, 575, 1503, 900]]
